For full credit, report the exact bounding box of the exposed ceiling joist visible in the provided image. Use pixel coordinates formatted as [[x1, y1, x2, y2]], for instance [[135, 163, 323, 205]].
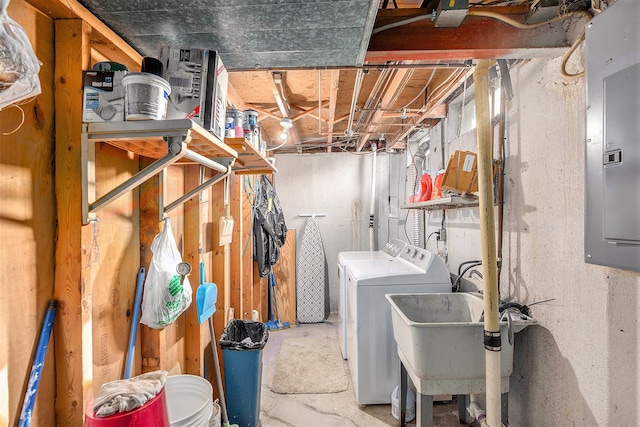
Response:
[[367, 7, 585, 62], [326, 70, 340, 152], [291, 102, 330, 122], [269, 72, 302, 151]]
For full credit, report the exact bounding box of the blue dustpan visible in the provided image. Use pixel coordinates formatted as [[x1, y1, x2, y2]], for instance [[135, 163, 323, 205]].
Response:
[[196, 261, 218, 325]]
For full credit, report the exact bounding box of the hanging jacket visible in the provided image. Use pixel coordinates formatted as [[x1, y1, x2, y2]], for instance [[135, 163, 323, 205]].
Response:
[[253, 175, 287, 277]]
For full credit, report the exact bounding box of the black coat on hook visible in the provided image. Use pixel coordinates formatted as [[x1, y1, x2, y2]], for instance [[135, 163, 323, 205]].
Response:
[[253, 175, 287, 277]]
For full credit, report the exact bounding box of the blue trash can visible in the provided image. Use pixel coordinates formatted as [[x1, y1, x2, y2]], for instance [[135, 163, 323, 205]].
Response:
[[219, 320, 268, 427]]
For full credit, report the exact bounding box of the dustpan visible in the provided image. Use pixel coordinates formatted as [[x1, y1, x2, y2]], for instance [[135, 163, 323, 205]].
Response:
[[196, 261, 236, 427], [196, 261, 218, 324]]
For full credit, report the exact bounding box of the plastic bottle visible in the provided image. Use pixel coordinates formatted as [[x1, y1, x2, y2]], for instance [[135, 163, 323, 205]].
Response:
[[433, 169, 446, 199], [418, 170, 433, 202], [391, 385, 416, 422]]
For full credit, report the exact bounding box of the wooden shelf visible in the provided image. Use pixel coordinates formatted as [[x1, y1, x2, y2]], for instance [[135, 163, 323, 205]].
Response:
[[225, 137, 277, 175], [401, 195, 479, 211], [82, 119, 238, 223], [84, 119, 238, 161]]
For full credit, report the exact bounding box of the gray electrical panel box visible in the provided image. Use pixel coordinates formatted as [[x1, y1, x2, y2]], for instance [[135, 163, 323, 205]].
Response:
[[585, 0, 640, 272]]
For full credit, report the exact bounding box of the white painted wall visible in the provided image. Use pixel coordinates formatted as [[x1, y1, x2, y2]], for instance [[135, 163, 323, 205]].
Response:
[[415, 57, 640, 426], [272, 151, 390, 314]]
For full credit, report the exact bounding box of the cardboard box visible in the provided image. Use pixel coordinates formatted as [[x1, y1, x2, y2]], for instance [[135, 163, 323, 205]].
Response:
[[82, 71, 126, 122], [441, 150, 479, 194], [202, 51, 228, 142], [158, 47, 209, 124]]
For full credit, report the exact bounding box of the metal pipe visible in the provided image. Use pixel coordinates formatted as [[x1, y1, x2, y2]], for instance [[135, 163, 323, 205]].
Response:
[[229, 61, 472, 73], [164, 166, 232, 215], [369, 143, 377, 251], [183, 149, 228, 174], [475, 59, 501, 427]]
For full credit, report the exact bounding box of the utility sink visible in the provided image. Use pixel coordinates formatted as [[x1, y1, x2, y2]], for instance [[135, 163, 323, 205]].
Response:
[[385, 292, 535, 397]]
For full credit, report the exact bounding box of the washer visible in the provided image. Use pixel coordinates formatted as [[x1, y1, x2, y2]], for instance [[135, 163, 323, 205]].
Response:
[[337, 238, 407, 359], [346, 245, 451, 405]]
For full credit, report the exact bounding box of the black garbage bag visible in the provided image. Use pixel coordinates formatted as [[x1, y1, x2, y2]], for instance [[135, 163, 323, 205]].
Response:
[[253, 175, 287, 277], [219, 319, 269, 351]]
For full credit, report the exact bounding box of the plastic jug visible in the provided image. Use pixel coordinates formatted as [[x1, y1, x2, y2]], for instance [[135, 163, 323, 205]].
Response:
[[433, 169, 445, 198], [391, 385, 416, 422], [418, 170, 433, 202]]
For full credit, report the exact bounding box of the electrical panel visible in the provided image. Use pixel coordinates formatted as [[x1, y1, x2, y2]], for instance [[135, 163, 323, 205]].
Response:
[[585, 0, 640, 272]]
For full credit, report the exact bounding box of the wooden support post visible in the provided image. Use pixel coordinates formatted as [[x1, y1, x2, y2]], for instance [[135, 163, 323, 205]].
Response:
[[229, 173, 243, 318], [139, 160, 161, 373], [54, 18, 92, 425], [209, 173, 227, 398], [184, 165, 203, 375], [241, 179, 254, 319]]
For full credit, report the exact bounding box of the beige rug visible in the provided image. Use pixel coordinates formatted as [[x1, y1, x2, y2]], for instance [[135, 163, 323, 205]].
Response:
[[271, 336, 349, 394]]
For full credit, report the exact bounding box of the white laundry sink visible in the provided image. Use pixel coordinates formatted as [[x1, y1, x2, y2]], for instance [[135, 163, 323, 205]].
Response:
[[385, 292, 535, 396]]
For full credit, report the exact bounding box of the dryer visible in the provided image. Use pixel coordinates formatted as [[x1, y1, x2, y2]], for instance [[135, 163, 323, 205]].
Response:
[[337, 238, 407, 359], [345, 245, 451, 405]]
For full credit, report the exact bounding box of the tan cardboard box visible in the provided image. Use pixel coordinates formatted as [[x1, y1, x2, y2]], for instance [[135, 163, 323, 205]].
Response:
[[441, 150, 479, 194]]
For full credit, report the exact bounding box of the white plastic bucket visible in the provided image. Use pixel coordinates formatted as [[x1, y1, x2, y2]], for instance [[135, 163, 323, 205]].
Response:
[[391, 385, 416, 422], [122, 72, 171, 120], [165, 374, 213, 427]]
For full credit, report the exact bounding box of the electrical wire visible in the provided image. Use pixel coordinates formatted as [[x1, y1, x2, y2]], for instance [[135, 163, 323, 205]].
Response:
[[560, 30, 586, 79], [453, 260, 482, 292]]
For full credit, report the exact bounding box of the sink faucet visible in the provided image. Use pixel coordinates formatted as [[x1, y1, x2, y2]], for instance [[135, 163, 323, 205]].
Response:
[[469, 269, 483, 280]]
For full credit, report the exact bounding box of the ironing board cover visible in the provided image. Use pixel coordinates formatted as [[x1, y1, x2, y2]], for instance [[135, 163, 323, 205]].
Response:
[[296, 217, 325, 323]]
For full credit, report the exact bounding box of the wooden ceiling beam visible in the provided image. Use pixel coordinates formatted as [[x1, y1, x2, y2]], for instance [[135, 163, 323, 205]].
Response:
[[326, 70, 340, 152], [367, 7, 585, 62], [26, 0, 142, 70], [290, 101, 330, 122], [245, 104, 280, 122], [268, 72, 301, 150]]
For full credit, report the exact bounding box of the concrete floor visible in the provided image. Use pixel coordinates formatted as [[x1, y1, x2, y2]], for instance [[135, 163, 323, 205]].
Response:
[[258, 315, 468, 427]]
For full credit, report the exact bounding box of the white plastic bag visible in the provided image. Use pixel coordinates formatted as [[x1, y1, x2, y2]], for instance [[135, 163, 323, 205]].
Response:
[[140, 219, 192, 329], [0, 0, 42, 110]]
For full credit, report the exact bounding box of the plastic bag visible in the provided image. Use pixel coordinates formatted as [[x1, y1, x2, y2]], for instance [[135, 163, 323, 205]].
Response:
[[0, 0, 42, 110], [219, 319, 268, 351], [140, 219, 192, 329]]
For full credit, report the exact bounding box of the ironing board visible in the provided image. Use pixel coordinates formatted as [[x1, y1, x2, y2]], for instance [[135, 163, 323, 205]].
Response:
[[296, 217, 325, 323]]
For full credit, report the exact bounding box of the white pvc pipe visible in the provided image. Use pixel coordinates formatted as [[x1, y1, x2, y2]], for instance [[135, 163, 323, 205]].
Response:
[[369, 143, 377, 251], [474, 59, 502, 427], [467, 401, 488, 426]]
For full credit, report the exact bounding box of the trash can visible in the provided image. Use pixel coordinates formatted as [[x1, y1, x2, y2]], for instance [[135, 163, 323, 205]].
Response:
[[219, 319, 269, 427]]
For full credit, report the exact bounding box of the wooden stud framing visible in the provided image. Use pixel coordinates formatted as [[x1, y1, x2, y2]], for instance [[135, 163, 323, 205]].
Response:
[[184, 165, 203, 375], [54, 18, 92, 426], [139, 159, 161, 373]]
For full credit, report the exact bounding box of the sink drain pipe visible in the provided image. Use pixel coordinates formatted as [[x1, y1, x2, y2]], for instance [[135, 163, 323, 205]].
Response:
[[474, 59, 502, 427]]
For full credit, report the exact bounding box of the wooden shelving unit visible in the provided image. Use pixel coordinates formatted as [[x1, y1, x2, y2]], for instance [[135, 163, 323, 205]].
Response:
[[401, 195, 479, 211], [84, 119, 237, 161], [225, 137, 277, 175]]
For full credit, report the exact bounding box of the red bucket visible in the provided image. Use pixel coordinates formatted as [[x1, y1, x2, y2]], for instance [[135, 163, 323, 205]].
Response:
[[84, 387, 169, 426]]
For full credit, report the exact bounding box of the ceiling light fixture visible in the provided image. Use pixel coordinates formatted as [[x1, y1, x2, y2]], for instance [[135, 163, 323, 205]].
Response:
[[279, 117, 293, 141]]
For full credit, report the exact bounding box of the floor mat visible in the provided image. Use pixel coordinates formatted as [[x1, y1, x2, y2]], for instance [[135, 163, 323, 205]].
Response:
[[271, 336, 349, 394]]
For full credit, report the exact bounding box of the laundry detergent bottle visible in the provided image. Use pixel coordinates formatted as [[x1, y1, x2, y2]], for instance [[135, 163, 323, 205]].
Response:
[[418, 169, 433, 202]]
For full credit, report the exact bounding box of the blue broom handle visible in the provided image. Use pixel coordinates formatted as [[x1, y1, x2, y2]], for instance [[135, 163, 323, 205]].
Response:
[[19, 300, 57, 427], [124, 267, 145, 379]]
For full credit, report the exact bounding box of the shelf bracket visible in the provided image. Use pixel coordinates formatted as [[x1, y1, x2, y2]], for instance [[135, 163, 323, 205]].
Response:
[[160, 160, 234, 220], [82, 133, 190, 224], [81, 120, 238, 225]]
